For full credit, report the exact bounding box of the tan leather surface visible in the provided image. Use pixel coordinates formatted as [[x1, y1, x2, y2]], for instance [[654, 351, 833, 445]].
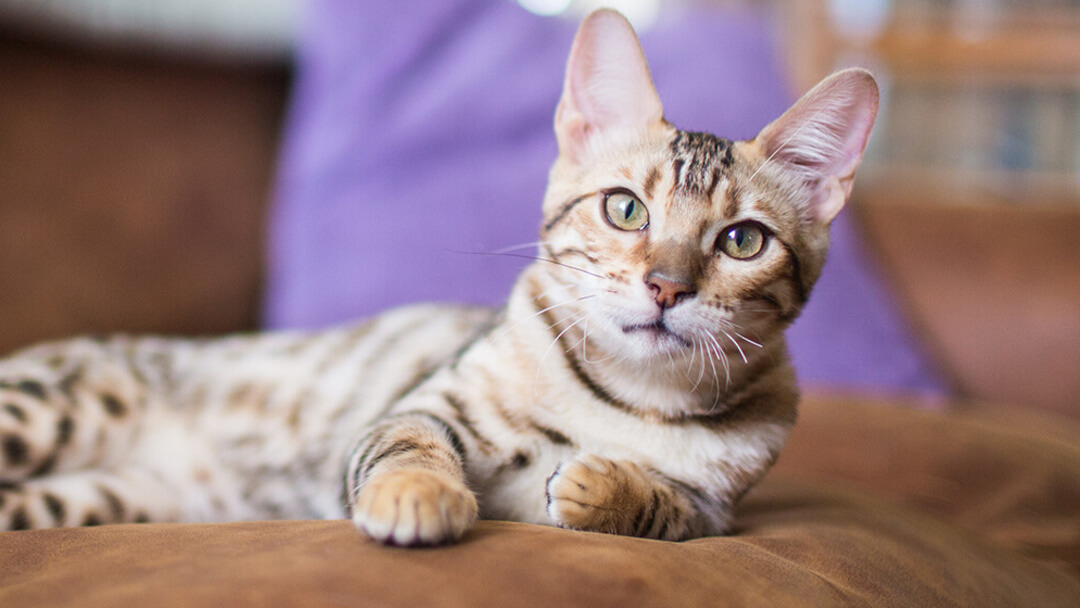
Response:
[[856, 199, 1080, 418], [780, 394, 1080, 573], [1, 396, 1078, 607]]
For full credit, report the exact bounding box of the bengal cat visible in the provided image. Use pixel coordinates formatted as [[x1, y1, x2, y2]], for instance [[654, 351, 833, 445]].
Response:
[[0, 9, 878, 546]]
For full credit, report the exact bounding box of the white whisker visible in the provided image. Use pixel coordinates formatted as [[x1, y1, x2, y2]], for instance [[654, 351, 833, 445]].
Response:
[[489, 240, 553, 254], [534, 310, 590, 395], [686, 331, 699, 383], [721, 329, 748, 365], [690, 330, 707, 391], [705, 332, 730, 394], [733, 331, 763, 349], [580, 319, 616, 364], [702, 333, 723, 412], [491, 294, 595, 343]]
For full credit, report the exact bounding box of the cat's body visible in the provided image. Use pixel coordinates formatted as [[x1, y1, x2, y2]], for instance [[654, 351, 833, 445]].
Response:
[[0, 305, 485, 526], [0, 10, 877, 545]]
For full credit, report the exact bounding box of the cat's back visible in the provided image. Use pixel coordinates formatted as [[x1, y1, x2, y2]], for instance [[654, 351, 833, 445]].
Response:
[[12, 302, 496, 423], [174, 302, 498, 419]]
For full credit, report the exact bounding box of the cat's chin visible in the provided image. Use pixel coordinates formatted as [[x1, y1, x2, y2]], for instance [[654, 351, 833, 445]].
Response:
[[619, 320, 693, 358]]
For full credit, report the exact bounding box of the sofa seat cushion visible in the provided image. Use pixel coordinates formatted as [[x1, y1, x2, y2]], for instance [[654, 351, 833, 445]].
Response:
[[2, 395, 1079, 607]]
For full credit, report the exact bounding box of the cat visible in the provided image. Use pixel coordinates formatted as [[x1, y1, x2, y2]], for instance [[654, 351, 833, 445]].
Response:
[[0, 9, 877, 546]]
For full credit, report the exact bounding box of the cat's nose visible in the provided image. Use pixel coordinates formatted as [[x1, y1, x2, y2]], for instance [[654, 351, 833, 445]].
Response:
[[645, 272, 695, 309]]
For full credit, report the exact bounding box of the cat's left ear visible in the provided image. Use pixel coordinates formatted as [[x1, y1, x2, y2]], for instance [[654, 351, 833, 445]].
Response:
[[555, 9, 665, 162], [754, 68, 879, 223]]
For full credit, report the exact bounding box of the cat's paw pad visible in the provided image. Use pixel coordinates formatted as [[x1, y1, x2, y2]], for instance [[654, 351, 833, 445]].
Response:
[[545, 454, 649, 535], [351, 468, 477, 547]]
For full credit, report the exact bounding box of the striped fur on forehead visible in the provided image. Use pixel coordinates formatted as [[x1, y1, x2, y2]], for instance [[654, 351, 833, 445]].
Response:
[[668, 130, 733, 197]]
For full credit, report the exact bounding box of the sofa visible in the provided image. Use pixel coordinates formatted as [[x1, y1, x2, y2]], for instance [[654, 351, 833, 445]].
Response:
[[0, 1, 1078, 606]]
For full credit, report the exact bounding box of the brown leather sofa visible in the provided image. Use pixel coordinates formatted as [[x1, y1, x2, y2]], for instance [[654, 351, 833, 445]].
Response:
[[1, 33, 1078, 608]]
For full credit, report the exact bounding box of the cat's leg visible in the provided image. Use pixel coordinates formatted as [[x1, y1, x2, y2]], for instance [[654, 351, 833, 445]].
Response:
[[0, 339, 192, 531], [0, 347, 149, 485], [545, 454, 727, 540], [345, 411, 478, 547], [0, 466, 180, 530]]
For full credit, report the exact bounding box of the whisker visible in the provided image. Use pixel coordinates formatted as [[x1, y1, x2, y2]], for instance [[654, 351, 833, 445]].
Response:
[[490, 294, 596, 343], [580, 319, 616, 364], [702, 333, 723, 411], [489, 240, 552, 254], [722, 320, 766, 349], [686, 331, 698, 382], [720, 329, 748, 364], [530, 283, 584, 306], [732, 331, 763, 349], [581, 318, 590, 361], [705, 332, 730, 394], [691, 329, 708, 390], [534, 310, 590, 394], [445, 249, 607, 280]]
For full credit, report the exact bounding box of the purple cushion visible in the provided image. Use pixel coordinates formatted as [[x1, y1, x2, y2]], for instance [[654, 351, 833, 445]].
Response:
[[266, 0, 945, 397]]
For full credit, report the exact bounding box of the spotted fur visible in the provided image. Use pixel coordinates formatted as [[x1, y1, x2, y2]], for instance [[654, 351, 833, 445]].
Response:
[[0, 10, 877, 545]]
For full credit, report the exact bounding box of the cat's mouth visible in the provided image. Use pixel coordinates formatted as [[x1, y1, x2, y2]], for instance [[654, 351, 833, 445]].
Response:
[[622, 319, 691, 348]]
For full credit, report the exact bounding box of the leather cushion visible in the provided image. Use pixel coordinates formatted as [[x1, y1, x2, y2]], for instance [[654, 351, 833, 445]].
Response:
[[2, 396, 1077, 607]]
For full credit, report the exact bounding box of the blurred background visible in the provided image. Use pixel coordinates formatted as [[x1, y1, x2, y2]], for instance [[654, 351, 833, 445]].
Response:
[[0, 0, 1076, 418]]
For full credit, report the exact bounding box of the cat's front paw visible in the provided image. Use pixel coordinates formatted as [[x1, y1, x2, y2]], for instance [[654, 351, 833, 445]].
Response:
[[351, 468, 477, 547], [545, 454, 652, 536]]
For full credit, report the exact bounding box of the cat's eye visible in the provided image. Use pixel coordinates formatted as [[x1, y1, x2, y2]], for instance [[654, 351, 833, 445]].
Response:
[[603, 191, 649, 231], [718, 222, 767, 260]]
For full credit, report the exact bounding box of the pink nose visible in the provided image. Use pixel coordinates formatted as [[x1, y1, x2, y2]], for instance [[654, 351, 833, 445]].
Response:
[[645, 272, 694, 309]]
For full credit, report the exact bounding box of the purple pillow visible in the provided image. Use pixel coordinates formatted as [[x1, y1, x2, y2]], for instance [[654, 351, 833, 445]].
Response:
[[266, 0, 945, 397]]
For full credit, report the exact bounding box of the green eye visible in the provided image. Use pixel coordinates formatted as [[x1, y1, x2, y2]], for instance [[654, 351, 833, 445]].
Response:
[[719, 223, 766, 259], [603, 192, 648, 231]]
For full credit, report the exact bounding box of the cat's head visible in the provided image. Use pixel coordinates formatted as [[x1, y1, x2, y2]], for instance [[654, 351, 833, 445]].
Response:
[[536, 9, 878, 364]]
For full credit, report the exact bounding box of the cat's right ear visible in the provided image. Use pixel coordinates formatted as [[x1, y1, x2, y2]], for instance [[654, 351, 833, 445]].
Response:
[[555, 9, 665, 162], [753, 68, 879, 224]]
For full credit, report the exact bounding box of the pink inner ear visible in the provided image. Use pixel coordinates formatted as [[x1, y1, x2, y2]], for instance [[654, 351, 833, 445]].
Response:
[[555, 10, 664, 159], [758, 69, 879, 220]]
